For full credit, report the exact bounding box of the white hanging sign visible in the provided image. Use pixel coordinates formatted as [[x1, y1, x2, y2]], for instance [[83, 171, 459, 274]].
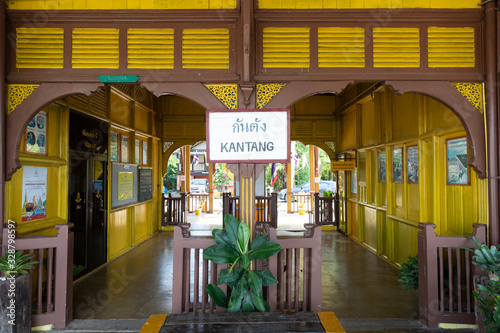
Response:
[[206, 109, 290, 163]]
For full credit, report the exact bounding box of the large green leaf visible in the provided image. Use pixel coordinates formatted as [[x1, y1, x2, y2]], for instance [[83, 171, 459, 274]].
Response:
[[241, 254, 250, 270], [217, 267, 245, 288], [206, 284, 229, 308], [224, 214, 240, 253], [255, 269, 278, 286], [203, 244, 239, 264], [242, 288, 255, 312], [249, 234, 268, 252], [248, 241, 282, 261], [213, 229, 236, 251], [247, 270, 263, 302], [226, 277, 246, 312], [238, 222, 250, 253]]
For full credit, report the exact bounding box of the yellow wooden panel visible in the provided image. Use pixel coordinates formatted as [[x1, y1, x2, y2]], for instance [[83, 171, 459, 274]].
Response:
[[109, 209, 131, 260], [134, 203, 150, 244], [425, 97, 461, 131], [428, 27, 475, 68], [363, 206, 377, 249], [135, 104, 150, 133], [373, 28, 420, 67], [349, 200, 359, 239], [72, 28, 119, 69], [377, 210, 388, 257], [128, 28, 174, 69], [318, 27, 365, 68], [110, 91, 132, 127], [394, 182, 404, 216], [16, 28, 64, 69], [182, 29, 229, 69], [394, 220, 418, 265], [392, 93, 419, 140], [263, 27, 310, 68], [340, 109, 356, 151], [408, 183, 419, 221], [337, 0, 352, 9], [360, 102, 376, 147], [323, 0, 337, 8]]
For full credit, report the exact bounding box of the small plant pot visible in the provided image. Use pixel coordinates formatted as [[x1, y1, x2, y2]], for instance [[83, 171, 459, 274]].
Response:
[[195, 208, 202, 216], [298, 208, 306, 215]]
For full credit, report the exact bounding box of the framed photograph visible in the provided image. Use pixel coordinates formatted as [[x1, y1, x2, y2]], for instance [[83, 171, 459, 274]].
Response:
[[110, 132, 119, 162], [407, 145, 418, 184], [378, 151, 386, 182], [447, 137, 469, 185], [22, 166, 47, 222], [135, 139, 141, 164], [392, 148, 403, 183], [25, 111, 47, 155], [143, 141, 148, 165], [121, 135, 129, 163]]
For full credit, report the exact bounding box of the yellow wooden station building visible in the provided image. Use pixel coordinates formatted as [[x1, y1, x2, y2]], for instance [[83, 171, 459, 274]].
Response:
[[0, 0, 497, 329]]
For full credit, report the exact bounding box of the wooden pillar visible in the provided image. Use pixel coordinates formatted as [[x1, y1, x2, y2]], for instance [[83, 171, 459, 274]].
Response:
[[286, 162, 292, 213], [182, 146, 191, 210], [309, 146, 320, 211], [0, 2, 5, 239], [208, 163, 214, 213]]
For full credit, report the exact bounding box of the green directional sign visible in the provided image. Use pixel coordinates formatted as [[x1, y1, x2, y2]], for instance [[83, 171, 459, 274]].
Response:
[[98, 75, 139, 83]]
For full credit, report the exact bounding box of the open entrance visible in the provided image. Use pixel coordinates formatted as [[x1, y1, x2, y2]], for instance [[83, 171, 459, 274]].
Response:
[[69, 111, 109, 275]]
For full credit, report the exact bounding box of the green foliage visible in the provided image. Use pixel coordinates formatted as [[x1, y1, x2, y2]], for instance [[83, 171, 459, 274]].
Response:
[[0, 251, 38, 279], [163, 155, 179, 190], [213, 163, 232, 192], [73, 264, 86, 277], [474, 279, 500, 332], [203, 214, 282, 312], [322, 190, 333, 197], [398, 255, 419, 291], [466, 236, 500, 280]]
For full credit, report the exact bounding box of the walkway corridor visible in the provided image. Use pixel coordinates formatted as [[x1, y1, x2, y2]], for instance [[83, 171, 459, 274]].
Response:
[[64, 212, 443, 332]]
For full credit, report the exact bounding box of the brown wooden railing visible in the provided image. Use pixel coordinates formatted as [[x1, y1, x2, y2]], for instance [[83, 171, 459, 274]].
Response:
[[255, 193, 278, 228], [418, 222, 487, 328], [162, 193, 186, 226], [314, 193, 338, 226], [172, 223, 322, 314], [222, 193, 278, 227], [1, 224, 74, 328]]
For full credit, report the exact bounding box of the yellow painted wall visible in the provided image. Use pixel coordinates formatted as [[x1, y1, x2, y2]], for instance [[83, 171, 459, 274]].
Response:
[[5, 104, 69, 236], [5, 86, 161, 267], [343, 86, 488, 266], [7, 0, 237, 10]]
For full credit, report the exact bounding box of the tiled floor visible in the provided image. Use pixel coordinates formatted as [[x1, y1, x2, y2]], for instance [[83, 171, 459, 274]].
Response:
[[72, 211, 419, 322]]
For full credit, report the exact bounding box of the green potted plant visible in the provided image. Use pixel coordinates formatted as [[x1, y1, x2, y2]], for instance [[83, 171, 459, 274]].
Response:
[[0, 250, 37, 332], [398, 255, 419, 291], [203, 214, 282, 312], [466, 236, 500, 332]]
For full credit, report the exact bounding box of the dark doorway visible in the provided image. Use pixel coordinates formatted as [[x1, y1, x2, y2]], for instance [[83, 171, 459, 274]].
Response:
[[69, 111, 109, 275]]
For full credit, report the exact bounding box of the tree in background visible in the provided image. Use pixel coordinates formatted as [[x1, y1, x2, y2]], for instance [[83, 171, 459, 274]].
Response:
[[163, 154, 179, 191], [213, 163, 233, 192]]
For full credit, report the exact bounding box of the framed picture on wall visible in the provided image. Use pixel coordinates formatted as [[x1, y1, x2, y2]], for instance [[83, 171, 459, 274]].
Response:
[[351, 167, 357, 194], [447, 137, 469, 185], [121, 136, 129, 163], [378, 151, 386, 182], [407, 145, 418, 184], [25, 111, 47, 155], [392, 148, 403, 183], [135, 139, 141, 164], [110, 132, 119, 162], [143, 141, 148, 165]]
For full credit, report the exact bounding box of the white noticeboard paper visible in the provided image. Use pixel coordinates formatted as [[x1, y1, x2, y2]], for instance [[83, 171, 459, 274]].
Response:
[[207, 109, 290, 163]]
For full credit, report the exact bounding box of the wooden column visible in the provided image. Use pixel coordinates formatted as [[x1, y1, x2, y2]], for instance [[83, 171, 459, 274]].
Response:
[[208, 163, 214, 213], [286, 162, 292, 213]]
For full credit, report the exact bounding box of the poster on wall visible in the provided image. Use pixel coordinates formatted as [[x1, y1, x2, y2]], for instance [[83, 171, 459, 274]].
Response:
[[25, 111, 47, 155], [135, 139, 141, 164], [143, 141, 148, 165], [110, 132, 119, 162], [21, 166, 47, 222], [447, 137, 469, 185], [407, 146, 419, 183], [378, 152, 386, 182], [392, 148, 403, 182], [351, 167, 357, 194], [117, 171, 134, 201], [121, 136, 129, 163]]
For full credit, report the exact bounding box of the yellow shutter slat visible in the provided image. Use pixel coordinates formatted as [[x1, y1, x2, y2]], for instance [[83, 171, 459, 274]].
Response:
[[16, 27, 64, 69], [72, 28, 119, 69], [373, 27, 420, 68]]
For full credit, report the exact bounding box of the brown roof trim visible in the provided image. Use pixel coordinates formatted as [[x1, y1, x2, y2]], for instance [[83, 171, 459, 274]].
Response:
[[6, 9, 241, 24], [255, 8, 483, 24]]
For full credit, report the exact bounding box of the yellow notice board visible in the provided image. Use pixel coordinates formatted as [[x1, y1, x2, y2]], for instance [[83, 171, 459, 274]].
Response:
[[118, 171, 134, 201], [331, 161, 356, 171]]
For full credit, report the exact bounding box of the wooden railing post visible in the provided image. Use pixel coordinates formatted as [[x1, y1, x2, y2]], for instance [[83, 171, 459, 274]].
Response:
[[172, 226, 184, 314], [418, 223, 438, 328], [270, 193, 278, 228], [180, 192, 186, 223], [314, 193, 319, 225], [222, 192, 230, 219]]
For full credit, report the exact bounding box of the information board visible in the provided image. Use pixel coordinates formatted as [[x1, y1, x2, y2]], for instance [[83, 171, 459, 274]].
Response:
[[111, 163, 138, 208], [138, 168, 153, 202]]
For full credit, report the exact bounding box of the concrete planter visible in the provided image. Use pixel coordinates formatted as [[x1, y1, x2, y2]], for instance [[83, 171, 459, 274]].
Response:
[[0, 274, 31, 333]]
